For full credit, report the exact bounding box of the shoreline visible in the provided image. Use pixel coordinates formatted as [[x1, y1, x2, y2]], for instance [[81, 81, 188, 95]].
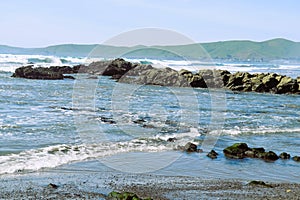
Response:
[[1, 161, 300, 199]]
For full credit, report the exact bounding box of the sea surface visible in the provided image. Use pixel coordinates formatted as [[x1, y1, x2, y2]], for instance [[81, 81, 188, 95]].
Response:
[[0, 54, 299, 183]]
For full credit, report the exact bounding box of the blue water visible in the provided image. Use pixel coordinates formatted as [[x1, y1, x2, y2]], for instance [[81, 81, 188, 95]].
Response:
[[0, 57, 299, 183]]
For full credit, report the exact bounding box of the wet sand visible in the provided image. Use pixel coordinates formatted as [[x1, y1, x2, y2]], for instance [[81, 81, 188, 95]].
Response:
[[0, 162, 299, 200]]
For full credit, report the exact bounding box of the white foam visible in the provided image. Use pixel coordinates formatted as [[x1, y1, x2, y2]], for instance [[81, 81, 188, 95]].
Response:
[[0, 134, 183, 174], [216, 127, 300, 135], [0, 54, 87, 73]]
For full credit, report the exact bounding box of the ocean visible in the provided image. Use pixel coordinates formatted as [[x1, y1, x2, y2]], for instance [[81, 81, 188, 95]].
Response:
[[0, 54, 299, 183]]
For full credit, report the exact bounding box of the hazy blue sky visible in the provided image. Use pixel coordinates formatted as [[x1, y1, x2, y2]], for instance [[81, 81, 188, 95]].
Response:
[[0, 0, 299, 47]]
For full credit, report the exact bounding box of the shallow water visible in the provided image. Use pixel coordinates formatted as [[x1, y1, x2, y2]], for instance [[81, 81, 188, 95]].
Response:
[[0, 58, 299, 182]]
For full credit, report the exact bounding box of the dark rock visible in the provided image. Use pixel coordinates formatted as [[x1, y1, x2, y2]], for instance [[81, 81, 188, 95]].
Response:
[[223, 143, 250, 159], [12, 65, 64, 80], [292, 156, 300, 162], [49, 66, 76, 74], [279, 152, 291, 159], [183, 142, 198, 153], [167, 137, 177, 142], [100, 117, 116, 124], [245, 147, 265, 158], [261, 151, 279, 161], [103, 58, 133, 76], [48, 183, 59, 189], [247, 180, 273, 188], [207, 150, 218, 159], [63, 75, 75, 79], [133, 119, 146, 124]]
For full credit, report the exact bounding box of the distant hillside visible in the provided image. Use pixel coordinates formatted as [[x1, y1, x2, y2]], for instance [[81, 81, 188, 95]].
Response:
[[1, 38, 300, 61]]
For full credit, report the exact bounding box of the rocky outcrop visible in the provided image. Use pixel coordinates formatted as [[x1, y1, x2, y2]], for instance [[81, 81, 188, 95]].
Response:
[[222, 143, 300, 163], [11, 59, 300, 94], [223, 143, 280, 161], [117, 61, 299, 94]]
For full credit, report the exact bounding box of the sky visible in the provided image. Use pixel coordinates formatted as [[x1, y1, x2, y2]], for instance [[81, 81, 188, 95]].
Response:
[[0, 0, 299, 47]]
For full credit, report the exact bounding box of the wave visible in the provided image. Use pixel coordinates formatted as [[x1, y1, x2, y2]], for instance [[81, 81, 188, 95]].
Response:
[[0, 54, 87, 73], [0, 128, 200, 175], [214, 127, 300, 135]]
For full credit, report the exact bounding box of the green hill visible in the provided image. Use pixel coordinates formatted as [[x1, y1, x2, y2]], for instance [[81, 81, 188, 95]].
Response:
[[1, 38, 300, 61]]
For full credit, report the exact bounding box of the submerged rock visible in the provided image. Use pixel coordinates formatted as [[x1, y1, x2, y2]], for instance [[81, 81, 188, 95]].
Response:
[[292, 156, 300, 162], [207, 150, 218, 159], [279, 152, 291, 160]]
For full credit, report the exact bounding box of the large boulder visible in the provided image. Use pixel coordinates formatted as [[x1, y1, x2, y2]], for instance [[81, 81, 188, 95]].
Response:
[[223, 143, 250, 159]]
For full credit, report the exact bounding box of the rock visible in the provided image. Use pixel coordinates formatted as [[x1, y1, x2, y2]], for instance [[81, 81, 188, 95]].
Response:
[[100, 117, 116, 124], [183, 142, 198, 153], [207, 150, 218, 159], [179, 69, 193, 76], [63, 75, 75, 79], [12, 65, 64, 80], [279, 152, 291, 159], [48, 183, 59, 189], [133, 119, 146, 124], [119, 67, 189, 87], [261, 151, 279, 161], [49, 66, 76, 74], [12, 65, 79, 80], [108, 191, 152, 200], [167, 137, 177, 142], [11, 59, 300, 95], [276, 76, 298, 94], [189, 74, 206, 88], [245, 150, 255, 158], [292, 156, 300, 162], [223, 143, 250, 159], [247, 180, 273, 188], [102, 58, 134, 77], [246, 147, 265, 158], [262, 73, 279, 90]]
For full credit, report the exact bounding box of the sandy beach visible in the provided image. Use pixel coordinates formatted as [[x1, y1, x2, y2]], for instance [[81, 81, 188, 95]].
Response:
[[1, 160, 299, 200]]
